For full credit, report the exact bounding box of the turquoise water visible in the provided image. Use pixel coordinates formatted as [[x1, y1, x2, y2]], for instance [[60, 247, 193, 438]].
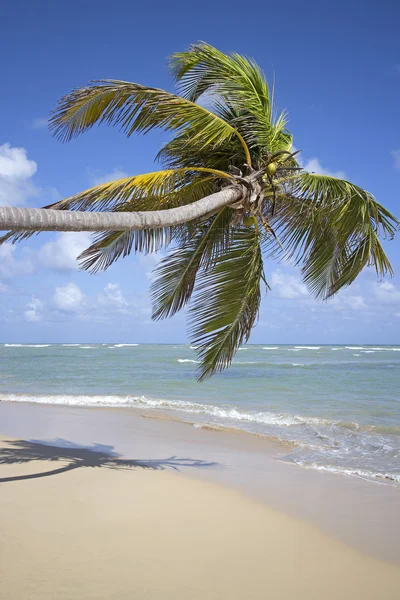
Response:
[[0, 343, 399, 483]]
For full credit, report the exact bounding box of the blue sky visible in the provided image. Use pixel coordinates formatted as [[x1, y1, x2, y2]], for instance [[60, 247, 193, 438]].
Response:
[[1, 0, 399, 344]]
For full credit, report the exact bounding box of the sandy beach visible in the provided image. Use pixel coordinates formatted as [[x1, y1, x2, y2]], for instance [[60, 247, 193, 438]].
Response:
[[1, 414, 400, 599]]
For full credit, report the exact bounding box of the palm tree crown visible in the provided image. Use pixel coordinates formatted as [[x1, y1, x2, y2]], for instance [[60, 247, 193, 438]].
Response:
[[1, 43, 397, 379]]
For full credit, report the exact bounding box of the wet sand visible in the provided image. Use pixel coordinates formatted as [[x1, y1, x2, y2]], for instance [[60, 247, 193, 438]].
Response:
[[1, 400, 399, 563]]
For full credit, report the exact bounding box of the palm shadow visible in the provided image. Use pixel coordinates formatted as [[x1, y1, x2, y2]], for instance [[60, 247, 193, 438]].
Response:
[[0, 438, 219, 483]]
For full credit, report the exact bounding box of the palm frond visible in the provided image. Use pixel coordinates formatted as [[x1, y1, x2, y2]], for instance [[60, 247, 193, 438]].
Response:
[[72, 172, 224, 273], [50, 79, 251, 163], [170, 42, 292, 153], [151, 208, 233, 320], [79, 226, 179, 273], [268, 173, 397, 298], [189, 227, 265, 380], [157, 132, 244, 172], [45, 168, 231, 213], [0, 230, 37, 245]]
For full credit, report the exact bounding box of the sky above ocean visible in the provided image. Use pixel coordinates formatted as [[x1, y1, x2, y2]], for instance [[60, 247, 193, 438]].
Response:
[[0, 0, 400, 344]]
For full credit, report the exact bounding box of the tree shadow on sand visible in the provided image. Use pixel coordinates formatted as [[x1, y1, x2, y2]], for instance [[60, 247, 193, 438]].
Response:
[[0, 438, 219, 483]]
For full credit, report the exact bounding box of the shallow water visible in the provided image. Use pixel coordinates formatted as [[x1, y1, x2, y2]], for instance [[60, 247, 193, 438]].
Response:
[[0, 343, 399, 483]]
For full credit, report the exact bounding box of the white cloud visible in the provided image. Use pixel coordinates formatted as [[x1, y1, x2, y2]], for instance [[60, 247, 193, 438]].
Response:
[[301, 157, 346, 179], [0, 143, 38, 206], [24, 297, 43, 322], [333, 294, 367, 311], [102, 283, 128, 307], [53, 282, 85, 312], [31, 117, 48, 130], [0, 243, 34, 279], [374, 281, 400, 305], [0, 144, 37, 179], [392, 150, 400, 171], [89, 168, 129, 186], [94, 282, 151, 321], [271, 270, 308, 299], [39, 232, 92, 271], [291, 145, 346, 178]]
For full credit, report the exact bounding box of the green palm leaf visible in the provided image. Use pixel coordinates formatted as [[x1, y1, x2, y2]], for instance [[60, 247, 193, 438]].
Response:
[[49, 79, 251, 163], [75, 175, 222, 273], [151, 208, 233, 320], [268, 173, 397, 298], [189, 226, 265, 380], [45, 168, 231, 212], [79, 227, 176, 273], [170, 42, 292, 153]]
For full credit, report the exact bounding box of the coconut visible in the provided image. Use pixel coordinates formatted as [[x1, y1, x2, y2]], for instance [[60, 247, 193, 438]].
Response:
[[243, 216, 255, 227], [266, 162, 277, 177]]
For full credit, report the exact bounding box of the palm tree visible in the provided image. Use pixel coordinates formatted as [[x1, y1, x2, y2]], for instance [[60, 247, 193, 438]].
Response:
[[0, 43, 397, 379]]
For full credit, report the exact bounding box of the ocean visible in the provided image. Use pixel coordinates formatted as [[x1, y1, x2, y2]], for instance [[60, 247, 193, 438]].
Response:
[[0, 343, 399, 484]]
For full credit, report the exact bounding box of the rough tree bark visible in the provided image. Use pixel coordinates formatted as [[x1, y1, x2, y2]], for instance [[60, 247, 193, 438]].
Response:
[[0, 187, 243, 233]]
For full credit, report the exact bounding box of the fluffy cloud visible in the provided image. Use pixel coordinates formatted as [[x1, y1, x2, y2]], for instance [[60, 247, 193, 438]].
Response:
[[0, 243, 34, 279], [374, 281, 400, 305], [271, 270, 308, 299], [95, 282, 151, 321], [101, 283, 129, 308], [0, 143, 38, 206], [270, 267, 369, 313], [292, 145, 346, 178], [301, 157, 346, 179], [24, 297, 44, 322], [39, 232, 92, 271], [330, 294, 367, 311], [89, 168, 129, 186], [53, 282, 85, 312], [392, 150, 400, 171]]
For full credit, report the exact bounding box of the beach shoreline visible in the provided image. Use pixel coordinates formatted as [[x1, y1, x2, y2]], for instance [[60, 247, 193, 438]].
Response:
[[1, 429, 400, 600], [1, 400, 399, 566]]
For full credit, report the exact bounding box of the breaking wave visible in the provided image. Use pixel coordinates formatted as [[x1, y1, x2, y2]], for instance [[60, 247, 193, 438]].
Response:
[[4, 344, 50, 348]]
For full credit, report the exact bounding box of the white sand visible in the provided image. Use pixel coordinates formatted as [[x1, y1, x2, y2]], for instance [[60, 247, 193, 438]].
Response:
[[1, 436, 399, 599]]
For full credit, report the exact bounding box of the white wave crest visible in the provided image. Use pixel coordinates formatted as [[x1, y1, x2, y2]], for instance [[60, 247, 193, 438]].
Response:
[[294, 346, 321, 350], [177, 359, 199, 364], [112, 344, 139, 347], [292, 461, 400, 484], [233, 361, 259, 364], [0, 392, 335, 429], [189, 346, 198, 349], [263, 347, 278, 350], [4, 344, 50, 348], [368, 347, 387, 351]]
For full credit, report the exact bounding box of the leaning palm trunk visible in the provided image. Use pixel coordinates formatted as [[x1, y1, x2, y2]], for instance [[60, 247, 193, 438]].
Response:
[[0, 187, 242, 232]]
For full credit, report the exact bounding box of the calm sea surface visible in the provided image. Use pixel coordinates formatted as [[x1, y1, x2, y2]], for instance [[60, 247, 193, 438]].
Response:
[[0, 343, 399, 484]]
